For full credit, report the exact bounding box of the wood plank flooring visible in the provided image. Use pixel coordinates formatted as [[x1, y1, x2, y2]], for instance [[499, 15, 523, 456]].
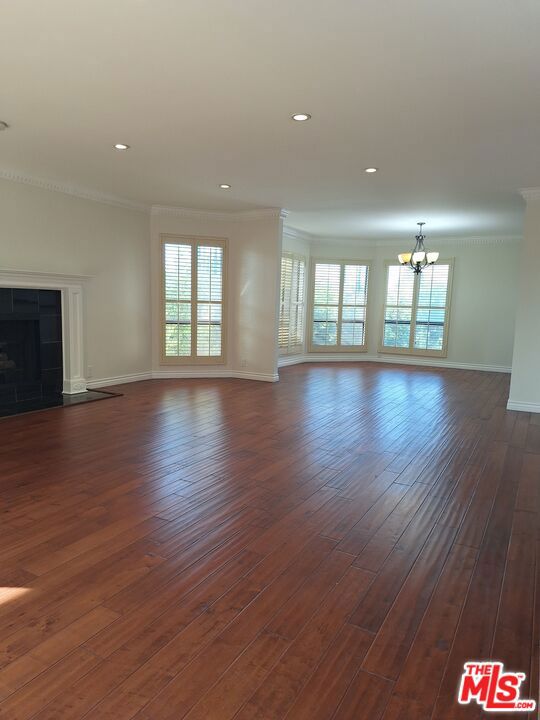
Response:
[[0, 362, 538, 719]]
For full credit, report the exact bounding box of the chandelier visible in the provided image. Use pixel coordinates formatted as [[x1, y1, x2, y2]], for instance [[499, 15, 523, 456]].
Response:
[[398, 222, 439, 274]]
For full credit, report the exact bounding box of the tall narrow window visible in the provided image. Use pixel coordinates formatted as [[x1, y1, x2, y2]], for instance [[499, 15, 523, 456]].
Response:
[[309, 261, 370, 351], [279, 253, 306, 355], [163, 237, 226, 363], [381, 261, 452, 356]]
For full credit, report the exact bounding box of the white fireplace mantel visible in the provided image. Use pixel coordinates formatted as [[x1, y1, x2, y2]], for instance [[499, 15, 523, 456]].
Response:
[[0, 269, 91, 394]]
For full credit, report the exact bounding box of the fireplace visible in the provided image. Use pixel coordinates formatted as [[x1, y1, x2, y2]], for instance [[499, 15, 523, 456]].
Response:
[[0, 288, 64, 414], [0, 268, 92, 417]]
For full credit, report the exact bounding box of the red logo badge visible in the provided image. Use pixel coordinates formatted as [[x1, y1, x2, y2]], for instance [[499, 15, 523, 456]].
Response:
[[458, 662, 536, 713]]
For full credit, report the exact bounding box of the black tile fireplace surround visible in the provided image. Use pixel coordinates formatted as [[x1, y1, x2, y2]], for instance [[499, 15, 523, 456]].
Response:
[[0, 287, 64, 416]]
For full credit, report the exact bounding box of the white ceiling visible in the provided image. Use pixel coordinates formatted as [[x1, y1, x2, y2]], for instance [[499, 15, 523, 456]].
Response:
[[1, 0, 537, 239]]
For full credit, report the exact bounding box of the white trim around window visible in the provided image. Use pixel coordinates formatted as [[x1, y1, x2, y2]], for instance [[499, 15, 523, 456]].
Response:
[[379, 259, 454, 358], [308, 259, 371, 353], [161, 234, 227, 365]]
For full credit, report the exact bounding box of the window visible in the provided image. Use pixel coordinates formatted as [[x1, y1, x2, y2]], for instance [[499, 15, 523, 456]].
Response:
[[309, 261, 370, 351], [162, 236, 226, 363], [381, 261, 453, 356], [279, 253, 306, 355]]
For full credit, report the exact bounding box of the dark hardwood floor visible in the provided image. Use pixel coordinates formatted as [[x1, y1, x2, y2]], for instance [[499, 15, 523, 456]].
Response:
[[0, 362, 538, 719]]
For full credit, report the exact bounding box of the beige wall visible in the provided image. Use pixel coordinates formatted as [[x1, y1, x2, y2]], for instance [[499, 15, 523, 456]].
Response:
[[234, 215, 283, 377], [150, 209, 283, 380], [282, 233, 311, 259], [508, 195, 540, 410], [293, 237, 520, 370], [0, 178, 151, 383], [0, 174, 521, 391]]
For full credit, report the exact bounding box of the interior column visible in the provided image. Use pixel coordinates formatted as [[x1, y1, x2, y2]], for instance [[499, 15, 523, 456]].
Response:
[[508, 188, 540, 412]]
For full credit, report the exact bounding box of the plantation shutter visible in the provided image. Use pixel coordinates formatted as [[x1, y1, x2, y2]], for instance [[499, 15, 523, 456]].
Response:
[[414, 265, 450, 351], [196, 245, 223, 357], [382, 265, 415, 349], [163, 238, 226, 362], [341, 264, 369, 346], [311, 261, 369, 350], [279, 256, 293, 350], [164, 243, 192, 357], [290, 257, 305, 350], [279, 253, 306, 355], [312, 263, 341, 347], [381, 261, 452, 356]]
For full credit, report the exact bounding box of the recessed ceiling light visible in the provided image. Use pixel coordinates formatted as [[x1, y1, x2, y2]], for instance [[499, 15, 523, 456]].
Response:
[[0, 121, 9, 131], [291, 113, 311, 122], [365, 167, 378, 173], [219, 184, 231, 189], [113, 143, 130, 151]]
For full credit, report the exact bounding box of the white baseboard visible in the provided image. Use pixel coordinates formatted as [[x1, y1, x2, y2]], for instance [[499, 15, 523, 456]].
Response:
[[152, 369, 231, 380], [87, 371, 152, 389], [278, 353, 511, 374], [506, 400, 540, 413], [289, 353, 369, 364], [86, 355, 511, 392], [87, 369, 279, 389], [232, 371, 279, 382], [152, 369, 279, 382], [278, 354, 307, 367], [371, 355, 511, 373]]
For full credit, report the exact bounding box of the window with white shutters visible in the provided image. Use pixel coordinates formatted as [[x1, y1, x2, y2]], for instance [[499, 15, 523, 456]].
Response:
[[162, 236, 226, 363], [279, 253, 306, 355], [381, 261, 453, 356], [309, 261, 370, 351]]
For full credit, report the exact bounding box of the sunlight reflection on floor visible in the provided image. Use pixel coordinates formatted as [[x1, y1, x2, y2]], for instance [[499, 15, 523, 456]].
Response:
[[0, 587, 31, 604]]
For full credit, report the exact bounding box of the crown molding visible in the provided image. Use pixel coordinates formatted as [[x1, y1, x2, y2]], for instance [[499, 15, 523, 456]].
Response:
[[520, 187, 540, 202], [151, 205, 236, 221], [307, 234, 521, 247], [396, 234, 521, 246], [237, 208, 288, 222], [283, 225, 317, 243], [0, 167, 150, 214], [286, 223, 521, 247], [445, 235, 522, 245], [0, 268, 92, 284], [151, 205, 287, 222], [0, 167, 288, 220]]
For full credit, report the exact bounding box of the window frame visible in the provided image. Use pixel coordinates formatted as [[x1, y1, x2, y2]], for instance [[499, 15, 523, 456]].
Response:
[[379, 258, 454, 358], [308, 258, 371, 353], [279, 251, 307, 357], [160, 234, 228, 365]]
